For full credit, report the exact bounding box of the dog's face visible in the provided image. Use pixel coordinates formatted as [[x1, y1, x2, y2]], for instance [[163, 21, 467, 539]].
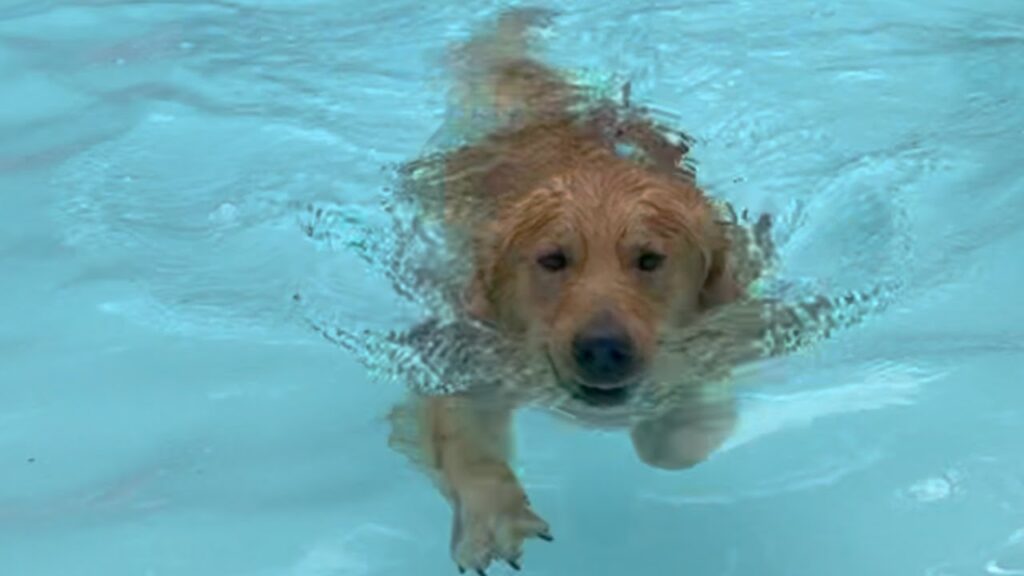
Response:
[[468, 165, 738, 407]]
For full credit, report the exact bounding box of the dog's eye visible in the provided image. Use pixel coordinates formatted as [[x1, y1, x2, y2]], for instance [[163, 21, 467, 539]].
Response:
[[637, 251, 666, 272], [537, 251, 569, 272]]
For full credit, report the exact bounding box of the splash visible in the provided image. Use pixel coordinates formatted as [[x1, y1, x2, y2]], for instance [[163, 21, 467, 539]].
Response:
[[296, 160, 902, 408], [292, 16, 905, 408]]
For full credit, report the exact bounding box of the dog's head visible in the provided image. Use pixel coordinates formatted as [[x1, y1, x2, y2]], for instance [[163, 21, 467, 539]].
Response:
[[466, 163, 740, 407]]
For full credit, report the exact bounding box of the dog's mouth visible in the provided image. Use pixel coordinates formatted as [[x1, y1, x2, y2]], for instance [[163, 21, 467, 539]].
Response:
[[573, 382, 633, 407], [545, 350, 636, 407]]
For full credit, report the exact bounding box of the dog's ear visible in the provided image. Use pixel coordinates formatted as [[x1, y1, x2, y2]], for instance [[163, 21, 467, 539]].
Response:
[[463, 226, 504, 325], [698, 217, 743, 309], [700, 246, 741, 308], [464, 268, 497, 324]]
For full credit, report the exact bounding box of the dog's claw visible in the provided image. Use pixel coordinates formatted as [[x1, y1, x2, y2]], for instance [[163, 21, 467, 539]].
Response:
[[507, 559, 522, 571], [458, 567, 465, 575], [538, 532, 554, 542], [476, 570, 487, 576]]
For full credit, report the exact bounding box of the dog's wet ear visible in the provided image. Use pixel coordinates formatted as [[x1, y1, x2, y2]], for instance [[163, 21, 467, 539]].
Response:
[[464, 224, 505, 324], [464, 269, 496, 324], [699, 224, 743, 309], [700, 247, 740, 308]]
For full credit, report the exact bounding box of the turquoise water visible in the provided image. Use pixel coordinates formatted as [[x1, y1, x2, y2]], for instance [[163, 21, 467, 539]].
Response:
[[2, 1, 1024, 575]]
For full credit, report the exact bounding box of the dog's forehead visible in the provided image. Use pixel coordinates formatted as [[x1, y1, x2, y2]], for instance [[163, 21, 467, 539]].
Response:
[[631, 193, 694, 241], [505, 169, 699, 245], [577, 186, 692, 244]]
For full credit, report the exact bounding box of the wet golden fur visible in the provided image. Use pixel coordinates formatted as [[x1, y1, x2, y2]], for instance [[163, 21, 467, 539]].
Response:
[[389, 9, 754, 572]]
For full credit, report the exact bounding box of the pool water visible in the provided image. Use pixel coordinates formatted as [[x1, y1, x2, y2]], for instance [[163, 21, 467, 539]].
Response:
[[2, 1, 1023, 575]]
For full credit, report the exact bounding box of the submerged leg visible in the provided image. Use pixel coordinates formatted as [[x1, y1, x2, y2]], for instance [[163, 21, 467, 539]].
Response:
[[630, 395, 737, 470], [388, 393, 551, 572]]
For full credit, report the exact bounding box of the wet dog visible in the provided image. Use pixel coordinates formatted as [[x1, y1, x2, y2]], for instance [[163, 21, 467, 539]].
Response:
[[386, 9, 769, 573]]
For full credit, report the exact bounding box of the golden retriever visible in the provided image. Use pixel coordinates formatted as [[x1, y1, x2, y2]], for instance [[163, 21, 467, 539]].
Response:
[[386, 8, 769, 573]]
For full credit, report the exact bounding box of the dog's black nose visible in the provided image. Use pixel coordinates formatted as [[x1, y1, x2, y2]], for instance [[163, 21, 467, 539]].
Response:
[[572, 326, 637, 385]]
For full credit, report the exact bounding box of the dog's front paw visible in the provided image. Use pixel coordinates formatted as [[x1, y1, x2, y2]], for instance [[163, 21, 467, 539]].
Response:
[[451, 478, 552, 574]]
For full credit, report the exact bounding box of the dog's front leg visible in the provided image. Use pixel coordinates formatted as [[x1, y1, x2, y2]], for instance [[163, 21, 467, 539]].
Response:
[[390, 394, 551, 572], [629, 395, 737, 471]]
